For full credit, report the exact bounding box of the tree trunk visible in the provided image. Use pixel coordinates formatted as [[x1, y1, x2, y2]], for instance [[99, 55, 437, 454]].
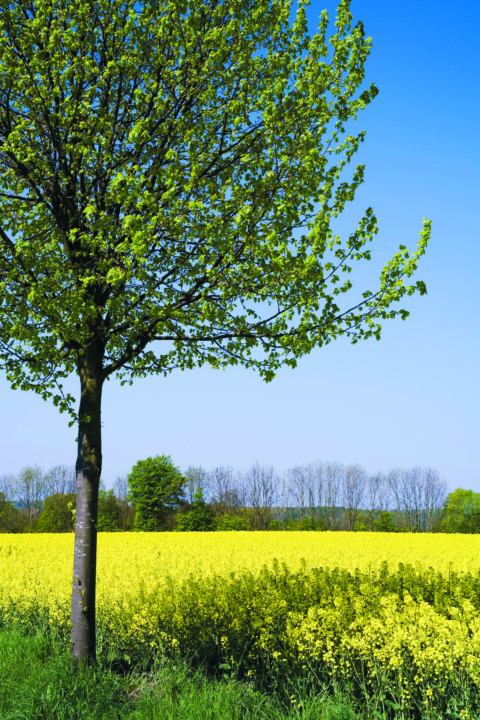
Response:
[[71, 339, 104, 663]]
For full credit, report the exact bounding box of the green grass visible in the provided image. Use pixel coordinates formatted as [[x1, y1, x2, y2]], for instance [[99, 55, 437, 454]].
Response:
[[0, 627, 361, 720]]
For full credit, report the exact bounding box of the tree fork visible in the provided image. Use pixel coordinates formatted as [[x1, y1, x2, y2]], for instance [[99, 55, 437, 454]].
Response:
[[71, 339, 104, 663]]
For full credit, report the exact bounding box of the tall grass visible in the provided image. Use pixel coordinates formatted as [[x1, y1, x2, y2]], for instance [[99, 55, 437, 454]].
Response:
[[0, 626, 363, 720]]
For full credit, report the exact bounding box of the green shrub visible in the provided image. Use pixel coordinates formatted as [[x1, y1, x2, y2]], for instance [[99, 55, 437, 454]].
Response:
[[215, 514, 248, 531], [176, 488, 216, 531]]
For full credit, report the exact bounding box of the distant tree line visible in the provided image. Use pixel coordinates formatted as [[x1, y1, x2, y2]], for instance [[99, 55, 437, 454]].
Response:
[[0, 457, 475, 534]]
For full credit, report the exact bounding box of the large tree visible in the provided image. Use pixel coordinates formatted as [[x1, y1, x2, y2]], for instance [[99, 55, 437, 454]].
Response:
[[0, 0, 430, 661]]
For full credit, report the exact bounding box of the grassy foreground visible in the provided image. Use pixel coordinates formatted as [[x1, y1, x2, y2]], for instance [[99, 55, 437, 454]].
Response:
[[0, 627, 362, 720]]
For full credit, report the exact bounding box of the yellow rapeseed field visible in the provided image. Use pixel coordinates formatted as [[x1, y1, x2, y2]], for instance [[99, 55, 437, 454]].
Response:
[[1, 531, 480, 624], [2, 531, 480, 717]]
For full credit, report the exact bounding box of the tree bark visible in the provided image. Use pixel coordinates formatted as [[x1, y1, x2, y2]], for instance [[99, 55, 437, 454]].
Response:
[[71, 339, 104, 663]]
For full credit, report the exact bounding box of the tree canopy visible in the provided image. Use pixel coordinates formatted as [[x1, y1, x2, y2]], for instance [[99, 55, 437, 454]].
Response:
[[128, 455, 186, 530], [0, 0, 429, 419]]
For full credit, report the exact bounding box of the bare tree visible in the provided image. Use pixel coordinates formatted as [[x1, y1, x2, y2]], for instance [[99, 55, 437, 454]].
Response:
[[387, 468, 405, 529], [15, 465, 45, 528], [275, 472, 290, 529], [343, 464, 366, 531], [209, 466, 244, 514], [184, 465, 210, 504], [422, 467, 447, 531], [243, 462, 276, 530], [287, 465, 309, 523], [365, 472, 390, 530], [324, 462, 343, 530], [113, 475, 135, 530], [44, 465, 76, 496], [0, 474, 16, 503], [404, 467, 424, 531]]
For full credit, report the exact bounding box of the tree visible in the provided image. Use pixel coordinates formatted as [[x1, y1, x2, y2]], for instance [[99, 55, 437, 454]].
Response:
[[0, 491, 22, 532], [97, 485, 121, 531], [324, 463, 343, 530], [373, 510, 396, 532], [440, 489, 480, 534], [14, 465, 45, 530], [113, 475, 135, 530], [342, 464, 366, 531], [0, 0, 430, 661], [243, 462, 276, 530], [127, 455, 186, 531], [44, 465, 76, 496], [184, 465, 209, 504], [0, 474, 15, 503], [365, 472, 390, 531], [176, 487, 216, 531], [423, 467, 447, 532], [287, 465, 309, 523], [37, 492, 76, 532]]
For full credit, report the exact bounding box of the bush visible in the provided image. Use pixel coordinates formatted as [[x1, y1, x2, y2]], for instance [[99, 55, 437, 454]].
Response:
[[36, 493, 76, 533], [373, 511, 397, 532], [216, 514, 248, 531], [98, 488, 121, 531], [176, 488, 216, 531]]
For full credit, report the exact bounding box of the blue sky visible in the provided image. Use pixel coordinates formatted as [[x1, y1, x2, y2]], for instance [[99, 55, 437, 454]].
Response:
[[1, 0, 478, 491]]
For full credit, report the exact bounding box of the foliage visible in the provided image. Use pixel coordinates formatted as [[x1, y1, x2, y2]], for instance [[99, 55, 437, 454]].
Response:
[[128, 456, 186, 531], [215, 514, 249, 531], [36, 493, 76, 533], [97, 487, 121, 532], [0, 0, 431, 423], [440, 488, 480, 533], [0, 492, 22, 533], [373, 511, 397, 532], [176, 488, 216, 532]]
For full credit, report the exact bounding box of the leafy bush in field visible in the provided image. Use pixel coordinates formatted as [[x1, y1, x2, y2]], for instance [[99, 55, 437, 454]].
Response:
[[98, 488, 121, 531], [215, 514, 248, 531], [36, 493, 76, 533]]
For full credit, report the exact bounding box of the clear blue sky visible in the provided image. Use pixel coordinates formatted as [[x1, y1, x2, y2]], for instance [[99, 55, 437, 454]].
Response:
[[1, 0, 478, 491]]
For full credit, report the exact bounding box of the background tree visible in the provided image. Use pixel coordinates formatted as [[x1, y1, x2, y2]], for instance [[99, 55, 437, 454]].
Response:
[[184, 465, 209, 504], [113, 475, 135, 530], [97, 484, 121, 531], [43, 465, 76, 496], [0, 491, 22, 532], [423, 467, 447, 532], [287, 464, 309, 524], [342, 464, 366, 531], [0, 474, 15, 503], [373, 510, 396, 532], [243, 462, 276, 530], [176, 486, 216, 531], [0, 0, 430, 661], [127, 455, 186, 531], [440, 489, 480, 534], [36, 492, 76, 532], [14, 465, 45, 530], [324, 463, 342, 530], [208, 466, 244, 516], [365, 472, 390, 531]]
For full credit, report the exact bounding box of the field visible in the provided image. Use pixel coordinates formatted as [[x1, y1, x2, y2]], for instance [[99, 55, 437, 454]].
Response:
[[2, 532, 480, 718]]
